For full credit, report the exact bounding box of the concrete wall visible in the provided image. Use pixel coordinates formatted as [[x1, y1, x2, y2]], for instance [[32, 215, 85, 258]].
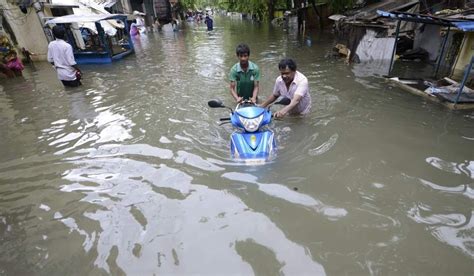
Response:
[[356, 29, 395, 61], [414, 24, 442, 62], [0, 0, 49, 61], [353, 29, 394, 77], [120, 0, 133, 13]]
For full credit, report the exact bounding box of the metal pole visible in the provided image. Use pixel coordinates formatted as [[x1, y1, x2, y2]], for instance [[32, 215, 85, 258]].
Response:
[[454, 55, 474, 104], [434, 26, 450, 78], [388, 19, 401, 76]]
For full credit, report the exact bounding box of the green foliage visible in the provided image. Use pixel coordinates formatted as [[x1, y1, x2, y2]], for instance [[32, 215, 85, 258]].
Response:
[[180, 0, 215, 10], [227, 0, 267, 14], [177, 0, 269, 19], [327, 0, 355, 13], [179, 0, 194, 10], [179, 0, 354, 15], [274, 0, 290, 10], [177, 0, 291, 20]]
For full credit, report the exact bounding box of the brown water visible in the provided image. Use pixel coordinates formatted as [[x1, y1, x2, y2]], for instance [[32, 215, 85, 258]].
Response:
[[0, 17, 473, 275]]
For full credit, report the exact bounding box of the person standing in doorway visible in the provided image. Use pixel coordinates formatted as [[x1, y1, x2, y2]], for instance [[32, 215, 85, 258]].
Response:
[[260, 58, 311, 118], [47, 25, 82, 87], [229, 43, 260, 103]]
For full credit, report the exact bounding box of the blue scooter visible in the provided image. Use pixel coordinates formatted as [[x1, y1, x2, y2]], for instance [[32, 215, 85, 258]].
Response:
[[208, 98, 290, 163]]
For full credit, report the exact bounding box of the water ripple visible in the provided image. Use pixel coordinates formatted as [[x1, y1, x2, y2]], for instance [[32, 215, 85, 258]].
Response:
[[426, 157, 473, 179], [1, 17, 473, 275], [419, 178, 474, 199], [309, 133, 338, 156], [222, 172, 347, 220], [408, 204, 473, 258]]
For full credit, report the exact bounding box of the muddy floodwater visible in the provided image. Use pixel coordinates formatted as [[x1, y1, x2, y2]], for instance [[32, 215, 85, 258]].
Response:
[[0, 17, 473, 275]]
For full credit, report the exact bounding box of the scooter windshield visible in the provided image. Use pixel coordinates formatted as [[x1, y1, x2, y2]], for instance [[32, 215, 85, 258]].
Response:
[[235, 106, 266, 118]]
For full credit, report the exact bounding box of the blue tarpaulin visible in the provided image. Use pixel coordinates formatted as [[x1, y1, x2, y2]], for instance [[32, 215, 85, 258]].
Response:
[[377, 10, 474, 31], [376, 10, 452, 25], [450, 21, 474, 32]]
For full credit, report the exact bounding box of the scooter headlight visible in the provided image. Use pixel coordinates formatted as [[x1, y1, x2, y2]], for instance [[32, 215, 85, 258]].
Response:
[[239, 114, 263, 132]]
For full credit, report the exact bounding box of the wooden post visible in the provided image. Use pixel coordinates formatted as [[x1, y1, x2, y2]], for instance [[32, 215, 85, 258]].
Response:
[[434, 26, 450, 78], [388, 19, 401, 76], [454, 55, 474, 104]]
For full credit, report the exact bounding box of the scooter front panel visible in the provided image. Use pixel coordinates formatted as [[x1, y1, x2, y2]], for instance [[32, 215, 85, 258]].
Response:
[[231, 107, 272, 130], [230, 130, 275, 160]]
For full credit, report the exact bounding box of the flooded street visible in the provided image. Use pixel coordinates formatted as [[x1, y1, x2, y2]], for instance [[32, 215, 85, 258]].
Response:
[[1, 17, 473, 275]]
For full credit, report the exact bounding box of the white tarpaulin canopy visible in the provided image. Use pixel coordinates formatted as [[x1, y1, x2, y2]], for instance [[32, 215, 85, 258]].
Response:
[[45, 13, 127, 36], [45, 13, 127, 24]]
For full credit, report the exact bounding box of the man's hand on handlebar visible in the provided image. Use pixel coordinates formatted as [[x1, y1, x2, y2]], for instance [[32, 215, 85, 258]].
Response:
[[274, 110, 287, 119]]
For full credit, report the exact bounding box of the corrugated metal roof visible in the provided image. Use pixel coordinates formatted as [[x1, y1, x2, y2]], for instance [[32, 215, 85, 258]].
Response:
[[350, 0, 419, 21], [377, 10, 474, 32], [377, 10, 452, 25]]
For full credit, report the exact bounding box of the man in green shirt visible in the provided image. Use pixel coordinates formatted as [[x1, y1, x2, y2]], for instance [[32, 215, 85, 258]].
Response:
[[229, 43, 260, 103]]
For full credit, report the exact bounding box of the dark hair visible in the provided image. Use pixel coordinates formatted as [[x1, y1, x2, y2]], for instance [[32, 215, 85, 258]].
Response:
[[236, 43, 250, 56], [52, 25, 66, 39], [278, 58, 297, 71]]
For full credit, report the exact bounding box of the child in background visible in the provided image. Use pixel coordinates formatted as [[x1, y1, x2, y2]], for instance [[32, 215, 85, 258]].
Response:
[[4, 50, 24, 76], [21, 47, 36, 64]]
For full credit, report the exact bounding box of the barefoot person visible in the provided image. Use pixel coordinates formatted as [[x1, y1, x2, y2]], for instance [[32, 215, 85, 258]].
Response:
[[47, 25, 82, 87]]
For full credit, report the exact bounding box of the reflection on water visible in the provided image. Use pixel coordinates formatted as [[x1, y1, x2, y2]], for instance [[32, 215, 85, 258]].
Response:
[[408, 205, 473, 258], [405, 157, 474, 259], [60, 158, 326, 274], [0, 17, 473, 275], [426, 157, 474, 179], [222, 172, 347, 220]]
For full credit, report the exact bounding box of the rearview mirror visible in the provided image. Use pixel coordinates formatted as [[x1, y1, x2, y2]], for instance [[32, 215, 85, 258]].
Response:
[[275, 97, 291, 105], [208, 99, 224, 108]]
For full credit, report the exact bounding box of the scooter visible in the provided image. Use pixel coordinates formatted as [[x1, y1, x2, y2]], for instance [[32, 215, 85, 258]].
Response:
[[208, 98, 290, 164]]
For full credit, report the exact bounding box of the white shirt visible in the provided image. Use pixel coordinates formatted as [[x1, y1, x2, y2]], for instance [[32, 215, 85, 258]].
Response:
[[272, 70, 312, 114], [47, 39, 77, 81], [136, 17, 145, 27]]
